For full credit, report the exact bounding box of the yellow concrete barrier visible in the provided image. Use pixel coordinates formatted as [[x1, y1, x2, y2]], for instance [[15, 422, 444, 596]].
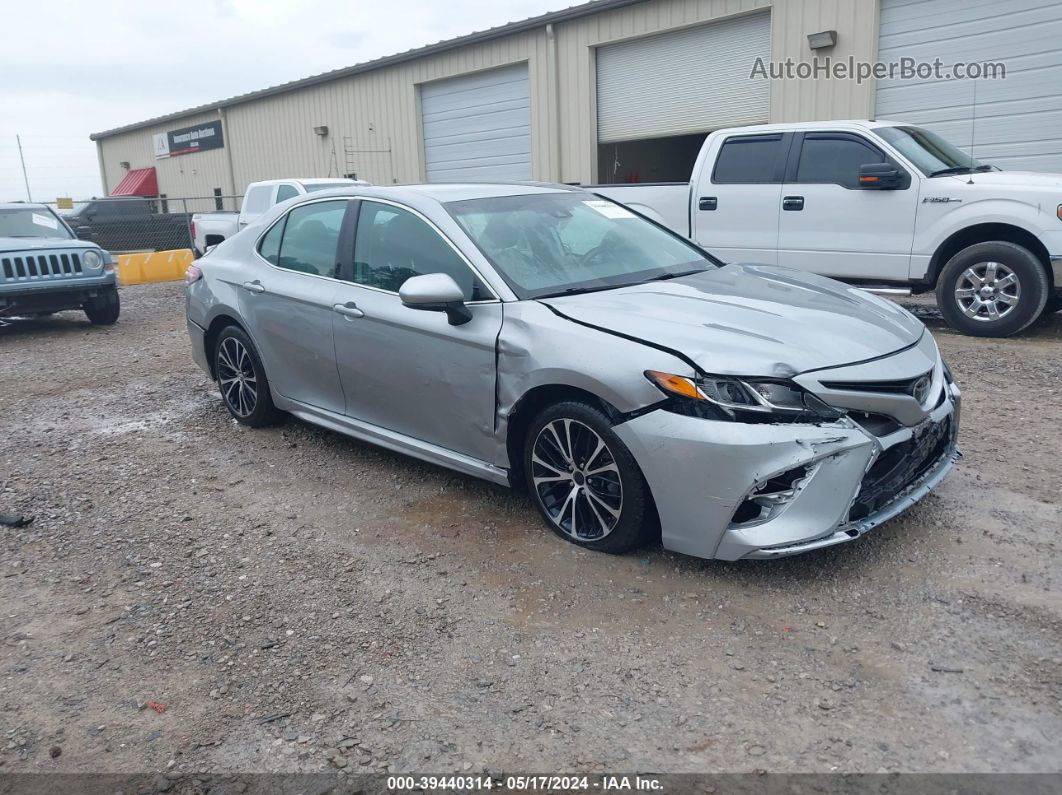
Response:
[[115, 249, 194, 286]]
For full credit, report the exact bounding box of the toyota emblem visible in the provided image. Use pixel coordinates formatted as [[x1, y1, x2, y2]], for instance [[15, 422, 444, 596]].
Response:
[[910, 375, 931, 404]]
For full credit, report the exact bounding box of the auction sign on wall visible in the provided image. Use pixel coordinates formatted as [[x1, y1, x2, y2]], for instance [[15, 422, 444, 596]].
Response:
[[152, 120, 224, 159]]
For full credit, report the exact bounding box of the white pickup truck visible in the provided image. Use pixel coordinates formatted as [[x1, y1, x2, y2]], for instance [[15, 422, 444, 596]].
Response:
[[595, 120, 1062, 337], [191, 177, 366, 256]]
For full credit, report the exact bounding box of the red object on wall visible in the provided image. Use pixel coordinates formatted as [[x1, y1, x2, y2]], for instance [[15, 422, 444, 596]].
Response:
[[111, 167, 158, 197]]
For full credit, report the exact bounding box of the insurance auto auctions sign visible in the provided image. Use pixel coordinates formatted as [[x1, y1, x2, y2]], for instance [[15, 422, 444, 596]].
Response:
[[153, 120, 224, 159]]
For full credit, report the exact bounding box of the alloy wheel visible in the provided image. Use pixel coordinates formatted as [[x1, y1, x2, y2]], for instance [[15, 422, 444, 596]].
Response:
[[530, 418, 623, 541], [217, 337, 258, 418], [954, 261, 1021, 322]]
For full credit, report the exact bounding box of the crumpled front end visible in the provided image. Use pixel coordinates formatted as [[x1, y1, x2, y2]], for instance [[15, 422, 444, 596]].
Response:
[[613, 333, 961, 561]]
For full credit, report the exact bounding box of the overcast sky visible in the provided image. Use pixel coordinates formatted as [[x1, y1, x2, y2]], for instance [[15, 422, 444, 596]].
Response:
[[1, 0, 572, 202]]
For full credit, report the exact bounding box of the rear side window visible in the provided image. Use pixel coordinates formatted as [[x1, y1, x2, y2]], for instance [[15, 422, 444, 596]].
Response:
[[796, 135, 887, 188], [276, 184, 299, 202], [276, 200, 348, 276], [242, 185, 273, 216], [712, 135, 785, 184], [258, 218, 285, 265]]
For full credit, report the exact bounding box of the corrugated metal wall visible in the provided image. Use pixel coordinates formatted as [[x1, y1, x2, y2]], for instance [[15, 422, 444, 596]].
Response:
[[99, 110, 232, 207], [97, 0, 881, 192]]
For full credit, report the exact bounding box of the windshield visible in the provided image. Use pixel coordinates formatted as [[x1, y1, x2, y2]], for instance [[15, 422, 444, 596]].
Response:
[[446, 192, 717, 299], [877, 125, 987, 176], [0, 207, 73, 239]]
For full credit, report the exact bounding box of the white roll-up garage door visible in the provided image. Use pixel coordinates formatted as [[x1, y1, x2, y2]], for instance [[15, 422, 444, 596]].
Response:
[[596, 11, 771, 143], [420, 64, 531, 182], [876, 0, 1062, 173]]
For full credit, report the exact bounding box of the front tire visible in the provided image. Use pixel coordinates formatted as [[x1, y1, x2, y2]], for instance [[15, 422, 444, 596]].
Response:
[[936, 241, 1048, 337], [84, 286, 120, 325], [213, 326, 282, 427], [523, 400, 655, 555]]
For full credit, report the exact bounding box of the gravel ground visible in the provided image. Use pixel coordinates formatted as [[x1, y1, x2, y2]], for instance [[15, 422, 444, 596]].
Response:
[[1, 282, 1059, 776]]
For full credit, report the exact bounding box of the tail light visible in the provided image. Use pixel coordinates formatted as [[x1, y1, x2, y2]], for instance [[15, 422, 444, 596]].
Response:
[[185, 264, 203, 284], [190, 220, 196, 243]]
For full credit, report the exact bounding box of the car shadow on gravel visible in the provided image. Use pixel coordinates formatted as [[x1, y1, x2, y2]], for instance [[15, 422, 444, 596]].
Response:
[[0, 312, 101, 338]]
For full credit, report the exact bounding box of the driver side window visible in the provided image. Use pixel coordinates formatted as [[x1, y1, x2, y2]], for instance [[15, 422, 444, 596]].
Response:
[[351, 201, 487, 301]]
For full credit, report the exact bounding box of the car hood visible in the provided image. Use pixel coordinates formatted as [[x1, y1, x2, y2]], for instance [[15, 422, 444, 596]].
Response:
[[943, 171, 1062, 189], [0, 236, 95, 254], [539, 264, 925, 377]]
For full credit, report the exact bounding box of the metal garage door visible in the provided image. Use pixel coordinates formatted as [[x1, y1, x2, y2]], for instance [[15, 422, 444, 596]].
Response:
[[420, 64, 531, 182], [596, 11, 771, 143], [876, 0, 1062, 173]]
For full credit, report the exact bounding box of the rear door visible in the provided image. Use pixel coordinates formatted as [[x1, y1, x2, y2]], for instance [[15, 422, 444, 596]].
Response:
[[691, 133, 788, 264], [236, 198, 353, 414], [777, 131, 918, 280]]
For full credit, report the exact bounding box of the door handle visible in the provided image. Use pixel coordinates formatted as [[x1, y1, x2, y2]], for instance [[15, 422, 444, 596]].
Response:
[[698, 196, 718, 211], [782, 196, 804, 211], [242, 280, 265, 293], [332, 301, 364, 319]]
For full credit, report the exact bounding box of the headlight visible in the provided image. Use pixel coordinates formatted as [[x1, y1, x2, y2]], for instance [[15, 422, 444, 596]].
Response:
[[82, 249, 101, 269], [645, 370, 843, 423]]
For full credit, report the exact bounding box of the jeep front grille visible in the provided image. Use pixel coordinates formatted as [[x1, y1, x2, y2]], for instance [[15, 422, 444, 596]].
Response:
[[1, 252, 83, 283]]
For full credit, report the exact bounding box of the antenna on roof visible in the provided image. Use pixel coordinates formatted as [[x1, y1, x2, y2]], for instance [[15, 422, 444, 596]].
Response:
[[967, 78, 978, 184]]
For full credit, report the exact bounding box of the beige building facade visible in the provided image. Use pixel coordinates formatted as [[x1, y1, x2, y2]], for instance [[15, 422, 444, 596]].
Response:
[[93, 0, 881, 199]]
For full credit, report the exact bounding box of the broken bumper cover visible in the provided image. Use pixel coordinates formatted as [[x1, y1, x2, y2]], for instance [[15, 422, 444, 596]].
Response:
[[187, 318, 210, 376], [613, 385, 959, 561]]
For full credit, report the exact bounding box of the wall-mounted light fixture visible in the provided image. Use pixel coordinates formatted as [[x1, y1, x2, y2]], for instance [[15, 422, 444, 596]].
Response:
[[807, 30, 837, 50], [313, 125, 329, 137], [119, 161, 130, 169]]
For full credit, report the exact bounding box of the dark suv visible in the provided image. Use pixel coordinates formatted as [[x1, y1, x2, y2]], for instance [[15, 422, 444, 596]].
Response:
[[60, 197, 192, 252]]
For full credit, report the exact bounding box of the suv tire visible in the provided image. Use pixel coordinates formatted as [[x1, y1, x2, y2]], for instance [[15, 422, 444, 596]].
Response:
[[84, 286, 120, 325]]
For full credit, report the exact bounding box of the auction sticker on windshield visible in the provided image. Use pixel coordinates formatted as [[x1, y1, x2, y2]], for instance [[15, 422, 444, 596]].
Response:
[[583, 199, 635, 219], [32, 212, 59, 229]]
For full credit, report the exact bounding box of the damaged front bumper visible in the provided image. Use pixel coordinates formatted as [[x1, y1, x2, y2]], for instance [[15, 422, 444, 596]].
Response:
[[613, 384, 960, 561]]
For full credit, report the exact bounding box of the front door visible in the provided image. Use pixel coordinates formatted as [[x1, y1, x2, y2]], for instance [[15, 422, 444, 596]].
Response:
[[236, 199, 351, 414], [777, 132, 919, 280], [691, 132, 788, 265], [331, 200, 502, 462]]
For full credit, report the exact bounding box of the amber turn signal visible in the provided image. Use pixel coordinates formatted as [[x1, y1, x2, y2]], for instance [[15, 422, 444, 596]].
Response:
[[645, 370, 704, 401]]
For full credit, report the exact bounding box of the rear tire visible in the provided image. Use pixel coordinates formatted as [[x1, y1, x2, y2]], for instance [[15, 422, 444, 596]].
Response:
[[213, 325, 283, 427], [84, 286, 120, 325], [936, 241, 1048, 337], [523, 400, 655, 555]]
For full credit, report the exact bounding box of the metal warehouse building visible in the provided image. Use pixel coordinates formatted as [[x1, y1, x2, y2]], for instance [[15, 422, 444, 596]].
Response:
[[91, 0, 1062, 202]]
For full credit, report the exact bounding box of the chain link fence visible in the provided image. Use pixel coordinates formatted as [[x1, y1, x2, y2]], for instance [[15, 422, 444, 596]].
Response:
[[41, 195, 243, 254]]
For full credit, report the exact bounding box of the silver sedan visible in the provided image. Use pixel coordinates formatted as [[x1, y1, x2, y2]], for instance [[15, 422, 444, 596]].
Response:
[[185, 184, 960, 561]]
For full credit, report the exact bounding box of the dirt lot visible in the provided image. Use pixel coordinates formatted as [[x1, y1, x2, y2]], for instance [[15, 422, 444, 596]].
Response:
[[1, 282, 1060, 776]]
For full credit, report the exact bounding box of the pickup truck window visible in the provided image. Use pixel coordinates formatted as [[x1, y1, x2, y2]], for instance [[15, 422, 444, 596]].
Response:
[[712, 134, 786, 184], [876, 125, 985, 177], [795, 134, 887, 189], [276, 184, 299, 202], [276, 200, 347, 277], [243, 185, 273, 216]]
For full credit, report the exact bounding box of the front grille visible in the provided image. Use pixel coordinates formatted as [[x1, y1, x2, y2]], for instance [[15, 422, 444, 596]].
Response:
[[821, 371, 931, 395], [1, 252, 83, 283], [848, 416, 952, 522]]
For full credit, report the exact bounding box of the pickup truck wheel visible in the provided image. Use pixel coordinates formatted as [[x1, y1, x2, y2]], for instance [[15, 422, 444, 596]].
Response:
[[213, 326, 283, 427], [936, 241, 1048, 337], [83, 286, 120, 325]]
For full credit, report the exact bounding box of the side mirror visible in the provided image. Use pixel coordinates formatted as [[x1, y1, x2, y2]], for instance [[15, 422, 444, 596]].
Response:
[[399, 273, 472, 326], [858, 163, 904, 190], [74, 226, 94, 240]]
